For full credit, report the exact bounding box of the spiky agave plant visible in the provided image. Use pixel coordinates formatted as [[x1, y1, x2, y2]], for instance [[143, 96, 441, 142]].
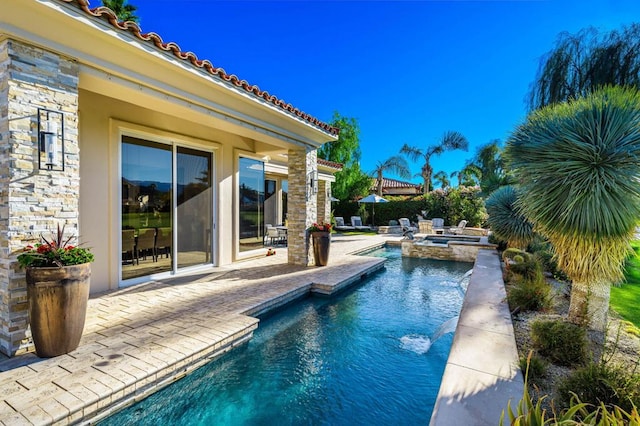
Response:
[[485, 185, 535, 249], [505, 86, 640, 330]]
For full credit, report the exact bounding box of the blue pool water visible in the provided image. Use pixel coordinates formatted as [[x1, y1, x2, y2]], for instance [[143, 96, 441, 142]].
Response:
[[102, 248, 471, 425]]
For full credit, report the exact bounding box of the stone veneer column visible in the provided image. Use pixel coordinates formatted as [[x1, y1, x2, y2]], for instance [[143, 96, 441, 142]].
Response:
[[317, 180, 331, 223], [0, 40, 80, 356], [287, 149, 317, 266]]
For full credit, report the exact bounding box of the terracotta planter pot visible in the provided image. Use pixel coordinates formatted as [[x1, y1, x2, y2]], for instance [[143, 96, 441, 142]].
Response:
[[26, 263, 91, 357], [311, 231, 331, 266]]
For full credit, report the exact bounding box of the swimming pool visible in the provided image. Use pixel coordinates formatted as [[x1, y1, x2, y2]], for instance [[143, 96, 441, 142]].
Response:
[[102, 247, 471, 425]]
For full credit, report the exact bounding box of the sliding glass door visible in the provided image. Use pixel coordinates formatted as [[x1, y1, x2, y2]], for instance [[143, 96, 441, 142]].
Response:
[[121, 136, 213, 281], [177, 147, 212, 268]]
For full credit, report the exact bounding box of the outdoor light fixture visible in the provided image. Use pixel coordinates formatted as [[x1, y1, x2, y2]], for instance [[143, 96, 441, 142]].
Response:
[[307, 169, 318, 200], [37, 108, 64, 171]]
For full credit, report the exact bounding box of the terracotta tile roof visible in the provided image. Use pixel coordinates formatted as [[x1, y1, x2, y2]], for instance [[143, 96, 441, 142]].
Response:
[[373, 177, 421, 189], [58, 0, 339, 136], [317, 158, 343, 170]]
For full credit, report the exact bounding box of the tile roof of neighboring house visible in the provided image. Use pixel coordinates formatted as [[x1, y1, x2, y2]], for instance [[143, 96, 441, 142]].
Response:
[[59, 0, 339, 136], [317, 158, 343, 170], [373, 177, 421, 190]]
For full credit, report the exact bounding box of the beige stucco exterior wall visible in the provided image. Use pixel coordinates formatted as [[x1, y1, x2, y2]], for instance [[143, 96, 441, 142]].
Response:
[[78, 89, 263, 293]]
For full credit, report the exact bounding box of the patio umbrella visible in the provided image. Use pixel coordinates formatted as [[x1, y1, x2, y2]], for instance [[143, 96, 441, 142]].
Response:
[[358, 194, 388, 226]]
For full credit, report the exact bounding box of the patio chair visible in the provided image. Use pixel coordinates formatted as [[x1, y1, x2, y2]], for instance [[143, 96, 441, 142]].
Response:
[[122, 229, 137, 265], [155, 227, 172, 259], [334, 217, 355, 231], [266, 226, 281, 246], [449, 220, 468, 235], [350, 216, 371, 231], [398, 218, 417, 233], [136, 228, 157, 262], [431, 218, 445, 234]]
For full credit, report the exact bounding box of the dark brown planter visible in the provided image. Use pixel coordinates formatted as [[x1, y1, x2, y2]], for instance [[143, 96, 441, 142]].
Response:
[[26, 263, 91, 357], [311, 231, 331, 266]]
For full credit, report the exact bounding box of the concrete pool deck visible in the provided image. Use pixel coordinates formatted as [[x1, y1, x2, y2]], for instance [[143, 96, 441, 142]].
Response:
[[0, 234, 522, 425]]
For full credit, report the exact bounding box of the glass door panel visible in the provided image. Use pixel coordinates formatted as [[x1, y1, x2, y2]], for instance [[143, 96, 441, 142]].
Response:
[[238, 157, 264, 252], [177, 147, 212, 268], [121, 136, 172, 280]]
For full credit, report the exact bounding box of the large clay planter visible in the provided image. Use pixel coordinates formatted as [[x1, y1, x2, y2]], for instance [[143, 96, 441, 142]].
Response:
[[311, 231, 331, 266], [26, 263, 91, 357]]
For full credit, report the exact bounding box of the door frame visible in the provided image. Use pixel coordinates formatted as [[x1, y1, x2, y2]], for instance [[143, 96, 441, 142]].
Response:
[[113, 120, 219, 287]]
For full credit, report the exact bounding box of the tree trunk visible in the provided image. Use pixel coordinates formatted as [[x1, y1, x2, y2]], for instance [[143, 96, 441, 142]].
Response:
[[568, 280, 610, 331]]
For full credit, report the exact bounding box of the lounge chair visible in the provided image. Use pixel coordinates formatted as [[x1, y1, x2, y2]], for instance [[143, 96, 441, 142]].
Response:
[[350, 216, 372, 231], [449, 220, 468, 235], [398, 218, 417, 233], [431, 218, 445, 234], [334, 217, 355, 231]]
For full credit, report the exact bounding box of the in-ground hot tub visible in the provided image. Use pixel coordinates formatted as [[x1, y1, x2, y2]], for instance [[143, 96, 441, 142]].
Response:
[[402, 234, 496, 262]]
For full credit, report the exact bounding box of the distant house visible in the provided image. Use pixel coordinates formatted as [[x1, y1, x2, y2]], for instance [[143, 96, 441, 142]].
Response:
[[372, 177, 422, 196], [0, 0, 340, 356]]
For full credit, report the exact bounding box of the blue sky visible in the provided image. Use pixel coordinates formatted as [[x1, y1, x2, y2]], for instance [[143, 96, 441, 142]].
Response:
[[129, 0, 639, 186]]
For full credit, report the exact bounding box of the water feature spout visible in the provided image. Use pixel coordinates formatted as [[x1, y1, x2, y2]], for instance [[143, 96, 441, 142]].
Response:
[[456, 270, 473, 295], [400, 316, 460, 355]]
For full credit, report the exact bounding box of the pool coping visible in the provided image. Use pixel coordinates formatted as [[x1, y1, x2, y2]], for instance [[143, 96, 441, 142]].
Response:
[[429, 249, 524, 425]]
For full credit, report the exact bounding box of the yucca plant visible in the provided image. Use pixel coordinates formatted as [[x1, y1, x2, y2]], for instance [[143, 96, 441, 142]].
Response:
[[485, 185, 535, 249], [505, 86, 640, 330]]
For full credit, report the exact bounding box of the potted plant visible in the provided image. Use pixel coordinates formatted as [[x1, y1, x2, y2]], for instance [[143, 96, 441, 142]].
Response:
[[307, 221, 332, 266], [17, 225, 94, 357]]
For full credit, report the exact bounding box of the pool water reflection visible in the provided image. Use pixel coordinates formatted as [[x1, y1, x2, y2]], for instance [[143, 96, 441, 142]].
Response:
[[102, 248, 471, 425]]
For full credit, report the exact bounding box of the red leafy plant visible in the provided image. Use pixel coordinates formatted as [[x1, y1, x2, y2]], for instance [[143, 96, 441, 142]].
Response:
[[307, 222, 332, 232], [17, 225, 94, 268]]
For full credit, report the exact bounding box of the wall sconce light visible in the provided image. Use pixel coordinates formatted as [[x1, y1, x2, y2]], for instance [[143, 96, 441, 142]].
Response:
[[37, 108, 65, 171], [307, 169, 318, 200]]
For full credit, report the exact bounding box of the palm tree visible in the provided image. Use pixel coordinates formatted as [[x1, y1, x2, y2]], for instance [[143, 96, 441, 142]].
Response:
[[433, 171, 450, 189], [485, 186, 534, 249], [101, 0, 139, 23], [451, 164, 481, 187], [466, 140, 512, 195], [505, 86, 640, 331], [371, 156, 411, 196], [400, 131, 468, 194]]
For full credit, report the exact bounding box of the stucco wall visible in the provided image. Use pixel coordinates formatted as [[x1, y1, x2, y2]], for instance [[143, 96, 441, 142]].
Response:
[[78, 89, 256, 294]]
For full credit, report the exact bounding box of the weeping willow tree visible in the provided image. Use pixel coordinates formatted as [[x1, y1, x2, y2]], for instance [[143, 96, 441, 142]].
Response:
[[528, 23, 640, 111], [400, 131, 468, 194], [506, 86, 640, 331], [485, 185, 534, 249]]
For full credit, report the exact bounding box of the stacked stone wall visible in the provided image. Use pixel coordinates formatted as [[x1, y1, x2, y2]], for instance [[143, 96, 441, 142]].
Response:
[[287, 149, 317, 266], [0, 40, 79, 356]]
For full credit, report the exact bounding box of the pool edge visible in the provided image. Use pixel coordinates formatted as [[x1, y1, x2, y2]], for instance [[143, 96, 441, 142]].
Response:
[[429, 249, 524, 426]]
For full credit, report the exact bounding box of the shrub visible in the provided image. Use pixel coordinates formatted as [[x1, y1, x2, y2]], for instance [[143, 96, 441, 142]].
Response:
[[503, 248, 532, 263], [502, 353, 640, 425], [531, 319, 588, 366], [507, 274, 552, 312], [518, 353, 547, 384], [558, 362, 640, 413], [528, 236, 568, 281]]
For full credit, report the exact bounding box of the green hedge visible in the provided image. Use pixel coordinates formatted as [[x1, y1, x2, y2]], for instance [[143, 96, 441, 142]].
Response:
[[333, 187, 487, 227]]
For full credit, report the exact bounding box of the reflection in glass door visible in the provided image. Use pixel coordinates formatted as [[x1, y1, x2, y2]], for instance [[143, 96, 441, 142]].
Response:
[[121, 136, 172, 280], [177, 147, 212, 268], [121, 137, 214, 282]]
